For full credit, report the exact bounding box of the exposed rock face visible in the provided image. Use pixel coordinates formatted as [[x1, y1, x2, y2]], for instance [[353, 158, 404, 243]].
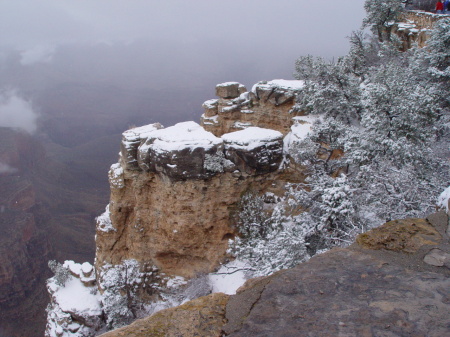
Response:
[[97, 122, 289, 278], [393, 10, 447, 49], [0, 128, 52, 337], [201, 80, 305, 137], [100, 293, 229, 337], [48, 79, 311, 335], [100, 211, 450, 337]]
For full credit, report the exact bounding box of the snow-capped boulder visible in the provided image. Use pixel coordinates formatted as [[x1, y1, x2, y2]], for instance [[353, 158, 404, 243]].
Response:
[[222, 127, 284, 174], [202, 99, 219, 117], [250, 79, 304, 106], [120, 123, 163, 170], [215, 82, 246, 99], [137, 122, 224, 180]]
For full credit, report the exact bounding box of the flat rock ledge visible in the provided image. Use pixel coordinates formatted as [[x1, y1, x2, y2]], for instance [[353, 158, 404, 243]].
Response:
[[99, 211, 450, 337]]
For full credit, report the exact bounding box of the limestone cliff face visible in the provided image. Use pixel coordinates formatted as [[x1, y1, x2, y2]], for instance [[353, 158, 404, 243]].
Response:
[[95, 81, 305, 280]]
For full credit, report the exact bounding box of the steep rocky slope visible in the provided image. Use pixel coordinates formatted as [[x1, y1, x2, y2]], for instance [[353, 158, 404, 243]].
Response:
[[0, 127, 107, 337], [100, 210, 450, 337], [45, 80, 311, 335]]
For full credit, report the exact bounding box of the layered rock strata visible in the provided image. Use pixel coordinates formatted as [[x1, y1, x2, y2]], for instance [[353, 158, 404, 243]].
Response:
[[201, 80, 304, 137]]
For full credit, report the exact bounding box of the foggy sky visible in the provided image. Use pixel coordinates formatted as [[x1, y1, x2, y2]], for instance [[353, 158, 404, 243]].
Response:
[[1, 1, 365, 57], [0, 0, 366, 134], [0, 90, 37, 133]]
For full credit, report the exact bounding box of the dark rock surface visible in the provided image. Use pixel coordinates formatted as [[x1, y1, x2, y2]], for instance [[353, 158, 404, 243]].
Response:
[[224, 212, 450, 337], [101, 211, 450, 337]]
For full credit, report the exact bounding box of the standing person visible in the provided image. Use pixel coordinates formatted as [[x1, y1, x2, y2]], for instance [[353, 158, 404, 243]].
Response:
[[445, 0, 450, 13], [436, 0, 444, 13]]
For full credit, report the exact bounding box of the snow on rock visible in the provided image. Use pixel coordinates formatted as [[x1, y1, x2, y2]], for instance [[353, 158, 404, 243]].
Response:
[[108, 163, 124, 189], [46, 263, 103, 337], [250, 79, 303, 107], [120, 123, 164, 170], [222, 127, 284, 174], [137, 122, 224, 180], [283, 115, 318, 153], [96, 205, 116, 233], [438, 186, 450, 213], [53, 277, 101, 315], [222, 127, 283, 150], [209, 260, 248, 295], [266, 79, 305, 90], [216, 82, 246, 99], [202, 99, 219, 117]]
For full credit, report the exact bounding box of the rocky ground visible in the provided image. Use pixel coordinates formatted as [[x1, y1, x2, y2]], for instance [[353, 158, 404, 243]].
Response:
[[100, 211, 450, 337]]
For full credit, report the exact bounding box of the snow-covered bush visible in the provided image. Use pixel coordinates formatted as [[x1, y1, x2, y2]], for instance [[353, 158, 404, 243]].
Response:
[[99, 260, 148, 329], [48, 260, 70, 287], [229, 5, 450, 278]]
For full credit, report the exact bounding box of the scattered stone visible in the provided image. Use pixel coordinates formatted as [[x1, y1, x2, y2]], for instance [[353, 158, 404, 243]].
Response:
[[424, 248, 450, 267]]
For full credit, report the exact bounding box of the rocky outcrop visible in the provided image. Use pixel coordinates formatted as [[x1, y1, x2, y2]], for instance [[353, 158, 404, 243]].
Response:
[[100, 293, 229, 337], [100, 211, 450, 337], [393, 10, 448, 49], [97, 121, 291, 278], [46, 79, 313, 336], [201, 80, 305, 137], [0, 128, 52, 337]]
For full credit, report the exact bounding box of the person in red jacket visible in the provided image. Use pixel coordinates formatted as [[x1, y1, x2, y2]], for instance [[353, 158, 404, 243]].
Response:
[[436, 0, 444, 13]]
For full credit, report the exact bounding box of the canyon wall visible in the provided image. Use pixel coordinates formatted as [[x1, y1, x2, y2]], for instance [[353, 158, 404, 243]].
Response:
[[95, 80, 306, 279], [45, 79, 310, 336]]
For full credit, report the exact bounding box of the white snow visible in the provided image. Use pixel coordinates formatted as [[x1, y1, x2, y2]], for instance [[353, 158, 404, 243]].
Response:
[[109, 162, 124, 189], [81, 262, 93, 275], [166, 276, 187, 288], [252, 79, 304, 93], [217, 81, 240, 87], [141, 121, 222, 154], [267, 79, 305, 90], [233, 121, 253, 129], [63, 260, 81, 277], [222, 127, 283, 150], [53, 276, 102, 315], [208, 260, 248, 295], [202, 99, 219, 109], [96, 204, 116, 232], [438, 186, 450, 212], [122, 123, 163, 143], [201, 114, 219, 125]]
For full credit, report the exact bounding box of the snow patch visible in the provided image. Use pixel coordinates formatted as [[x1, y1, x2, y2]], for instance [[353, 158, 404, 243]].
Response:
[[222, 127, 283, 150], [53, 276, 101, 314], [209, 260, 248, 295], [438, 186, 450, 212], [141, 121, 222, 154], [96, 205, 116, 232]]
